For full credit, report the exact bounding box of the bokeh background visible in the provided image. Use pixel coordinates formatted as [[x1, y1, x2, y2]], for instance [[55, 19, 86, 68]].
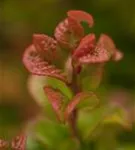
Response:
[[0, 0, 135, 149]]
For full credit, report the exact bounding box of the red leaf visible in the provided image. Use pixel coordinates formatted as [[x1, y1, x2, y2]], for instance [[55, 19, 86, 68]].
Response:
[[67, 10, 94, 27], [23, 37, 67, 82], [0, 135, 26, 150], [65, 92, 99, 120], [33, 34, 56, 52], [54, 18, 83, 49], [73, 34, 110, 64], [73, 34, 123, 64], [11, 135, 26, 150], [97, 34, 123, 61], [44, 86, 65, 122], [33, 34, 57, 61], [73, 33, 96, 59], [0, 139, 8, 148], [68, 17, 84, 40], [112, 49, 123, 61], [54, 10, 94, 49]]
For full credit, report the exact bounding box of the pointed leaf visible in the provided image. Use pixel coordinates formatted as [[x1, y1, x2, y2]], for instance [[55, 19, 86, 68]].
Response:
[[28, 76, 73, 105], [28, 76, 73, 121], [76, 64, 104, 91], [73, 34, 123, 64], [73, 34, 110, 64], [73, 33, 96, 59], [65, 91, 99, 120], [44, 86, 68, 122]]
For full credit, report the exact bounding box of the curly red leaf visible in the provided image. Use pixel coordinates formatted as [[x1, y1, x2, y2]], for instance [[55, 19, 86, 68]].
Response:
[[54, 18, 83, 49], [54, 10, 94, 49], [23, 43, 66, 82], [73, 33, 123, 64], [67, 10, 94, 27]]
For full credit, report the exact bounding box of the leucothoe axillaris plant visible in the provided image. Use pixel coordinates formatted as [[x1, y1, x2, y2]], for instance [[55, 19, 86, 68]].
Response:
[[22, 10, 132, 150], [23, 10, 123, 121], [4, 10, 134, 150]]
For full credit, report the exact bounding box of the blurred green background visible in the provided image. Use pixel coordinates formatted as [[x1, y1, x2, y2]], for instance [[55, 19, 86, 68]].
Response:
[[0, 0, 135, 149]]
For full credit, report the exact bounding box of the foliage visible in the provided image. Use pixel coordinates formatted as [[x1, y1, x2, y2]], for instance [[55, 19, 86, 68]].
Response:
[[1, 9, 135, 150]]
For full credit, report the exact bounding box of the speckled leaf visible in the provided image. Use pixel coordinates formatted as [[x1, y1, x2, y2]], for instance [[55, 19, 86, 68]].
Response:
[[73, 34, 110, 64], [54, 10, 94, 49], [55, 18, 83, 49], [0, 135, 26, 150], [23, 34, 67, 82], [28, 75, 73, 122], [44, 86, 68, 122], [28, 76, 73, 105], [11, 135, 26, 150], [73, 34, 123, 65], [97, 34, 123, 61], [65, 91, 99, 121]]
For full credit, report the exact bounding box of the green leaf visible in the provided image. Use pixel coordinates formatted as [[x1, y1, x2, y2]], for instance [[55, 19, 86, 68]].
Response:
[[44, 86, 69, 122], [26, 136, 46, 150], [28, 75, 73, 121], [28, 75, 73, 105], [103, 106, 132, 129], [65, 91, 99, 121], [29, 118, 78, 150], [77, 106, 107, 140], [77, 64, 104, 91]]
